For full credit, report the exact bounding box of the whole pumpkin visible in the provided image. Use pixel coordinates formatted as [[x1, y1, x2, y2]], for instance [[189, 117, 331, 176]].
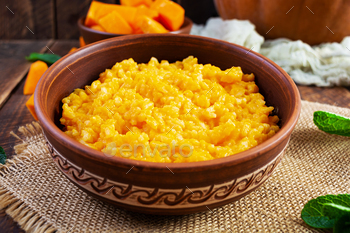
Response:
[[214, 0, 350, 45]]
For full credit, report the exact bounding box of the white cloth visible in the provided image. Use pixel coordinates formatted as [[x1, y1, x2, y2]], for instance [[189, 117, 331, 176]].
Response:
[[190, 18, 350, 87], [260, 38, 350, 86], [190, 18, 264, 53]]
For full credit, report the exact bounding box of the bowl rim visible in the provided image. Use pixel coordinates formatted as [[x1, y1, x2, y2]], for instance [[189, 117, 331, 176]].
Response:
[[35, 34, 301, 171], [77, 16, 193, 36]]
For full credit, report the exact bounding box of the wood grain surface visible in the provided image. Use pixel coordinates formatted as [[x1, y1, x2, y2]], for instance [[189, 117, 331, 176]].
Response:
[[0, 40, 53, 109], [56, 0, 117, 39], [0, 0, 120, 40], [298, 85, 350, 108], [0, 211, 23, 233], [0, 0, 55, 39], [0, 40, 350, 231]]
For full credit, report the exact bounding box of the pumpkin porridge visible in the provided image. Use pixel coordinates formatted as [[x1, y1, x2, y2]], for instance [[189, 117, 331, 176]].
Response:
[[60, 56, 279, 162]]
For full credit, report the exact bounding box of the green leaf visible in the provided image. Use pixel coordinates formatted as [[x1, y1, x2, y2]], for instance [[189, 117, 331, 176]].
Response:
[[25, 53, 61, 65], [323, 203, 350, 220], [333, 214, 350, 233], [301, 196, 335, 228], [313, 111, 350, 136], [0, 146, 6, 165], [301, 194, 350, 229], [323, 204, 350, 233]]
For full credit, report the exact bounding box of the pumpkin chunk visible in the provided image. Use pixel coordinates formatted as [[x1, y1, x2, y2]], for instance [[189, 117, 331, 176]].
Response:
[[120, 0, 153, 7], [150, 0, 184, 31], [23, 60, 48, 95], [79, 36, 86, 47], [85, 1, 137, 27], [85, 0, 104, 26], [139, 15, 169, 33], [90, 25, 105, 32], [69, 47, 78, 53], [130, 5, 159, 31], [99, 11, 133, 34], [26, 94, 38, 120], [136, 4, 159, 20]]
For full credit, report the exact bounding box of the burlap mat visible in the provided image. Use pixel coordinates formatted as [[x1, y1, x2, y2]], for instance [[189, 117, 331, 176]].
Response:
[[1, 100, 349, 232]]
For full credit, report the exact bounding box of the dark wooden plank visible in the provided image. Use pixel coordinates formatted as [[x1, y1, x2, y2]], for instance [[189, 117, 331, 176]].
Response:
[[0, 211, 23, 233], [0, 40, 53, 109], [56, 0, 116, 39], [0, 79, 34, 159], [31, 0, 56, 39], [0, 0, 34, 39], [0, 0, 54, 39], [176, 0, 218, 24], [298, 85, 350, 109], [46, 40, 80, 56]]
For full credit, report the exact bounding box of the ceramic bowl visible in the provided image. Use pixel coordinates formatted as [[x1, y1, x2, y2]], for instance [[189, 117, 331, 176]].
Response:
[[78, 16, 193, 45], [35, 34, 301, 215]]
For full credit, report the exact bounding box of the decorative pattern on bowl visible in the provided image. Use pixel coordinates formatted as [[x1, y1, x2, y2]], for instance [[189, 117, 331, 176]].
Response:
[[48, 139, 287, 213]]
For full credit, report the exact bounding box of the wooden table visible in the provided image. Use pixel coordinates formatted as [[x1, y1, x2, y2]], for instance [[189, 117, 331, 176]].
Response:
[[1, 40, 350, 232]]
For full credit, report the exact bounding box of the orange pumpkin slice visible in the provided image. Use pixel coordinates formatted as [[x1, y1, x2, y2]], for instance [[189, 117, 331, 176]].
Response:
[[139, 15, 169, 33], [26, 94, 38, 120], [79, 36, 86, 47], [90, 25, 105, 32], [151, 0, 184, 31], [68, 47, 78, 53], [23, 60, 48, 95], [131, 5, 159, 31], [120, 0, 153, 7], [85, 1, 137, 27], [99, 11, 133, 34]]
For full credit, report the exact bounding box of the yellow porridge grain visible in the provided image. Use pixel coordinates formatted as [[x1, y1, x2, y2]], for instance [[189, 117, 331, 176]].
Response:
[[60, 56, 279, 163]]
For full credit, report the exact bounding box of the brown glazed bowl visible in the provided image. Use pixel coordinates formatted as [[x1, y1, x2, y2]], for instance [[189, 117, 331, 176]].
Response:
[[78, 16, 193, 45], [35, 34, 301, 215]]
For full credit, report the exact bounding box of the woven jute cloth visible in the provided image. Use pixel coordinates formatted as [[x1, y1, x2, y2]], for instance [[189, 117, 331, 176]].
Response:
[[1, 100, 349, 232]]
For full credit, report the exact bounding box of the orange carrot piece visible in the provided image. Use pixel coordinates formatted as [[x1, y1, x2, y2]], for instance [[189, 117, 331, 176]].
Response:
[[99, 11, 133, 34], [26, 94, 38, 120], [139, 15, 169, 33], [23, 61, 48, 95], [150, 0, 184, 31], [120, 0, 153, 7], [85, 1, 137, 27], [79, 36, 86, 47]]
